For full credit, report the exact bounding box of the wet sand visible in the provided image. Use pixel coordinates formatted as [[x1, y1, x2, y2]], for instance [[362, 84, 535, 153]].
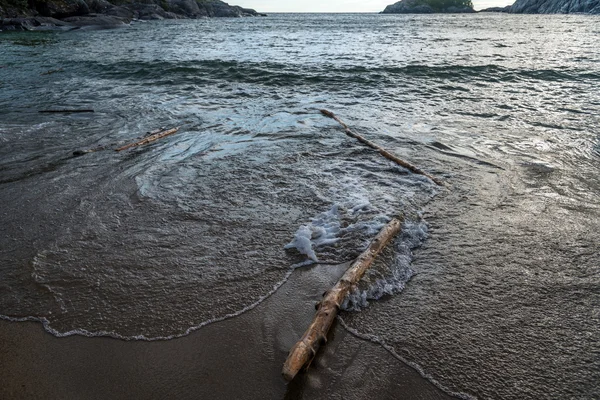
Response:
[[0, 262, 451, 400]]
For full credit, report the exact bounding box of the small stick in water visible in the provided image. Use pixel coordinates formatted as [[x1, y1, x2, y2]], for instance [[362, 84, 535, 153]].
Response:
[[72, 144, 111, 157], [40, 68, 64, 76], [115, 127, 180, 152], [282, 216, 404, 381], [39, 109, 94, 113], [73, 149, 96, 157], [320, 109, 444, 186]]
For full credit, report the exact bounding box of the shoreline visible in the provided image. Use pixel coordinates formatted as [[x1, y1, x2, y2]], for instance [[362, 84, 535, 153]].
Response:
[[0, 0, 266, 31], [0, 262, 452, 400]]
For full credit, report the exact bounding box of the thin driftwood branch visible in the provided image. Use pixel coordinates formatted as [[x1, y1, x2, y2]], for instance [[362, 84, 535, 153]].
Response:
[[39, 109, 94, 113], [73, 149, 100, 157], [73, 127, 178, 156], [40, 68, 64, 76], [115, 127, 180, 152], [320, 109, 444, 186], [282, 216, 404, 381]]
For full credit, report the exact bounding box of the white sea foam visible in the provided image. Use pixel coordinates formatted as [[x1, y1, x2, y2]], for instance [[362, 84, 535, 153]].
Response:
[[0, 265, 301, 342], [284, 206, 342, 261], [284, 176, 391, 262], [284, 173, 429, 312], [2, 144, 434, 341], [341, 218, 429, 311]]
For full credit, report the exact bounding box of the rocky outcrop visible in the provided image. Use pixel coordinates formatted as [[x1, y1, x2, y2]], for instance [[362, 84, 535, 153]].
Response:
[[382, 0, 475, 13], [510, 0, 600, 13], [0, 16, 74, 30], [479, 5, 512, 11], [0, 0, 265, 30]]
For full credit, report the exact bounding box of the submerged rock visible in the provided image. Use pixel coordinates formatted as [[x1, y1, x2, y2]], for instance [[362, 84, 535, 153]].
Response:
[[382, 0, 475, 13]]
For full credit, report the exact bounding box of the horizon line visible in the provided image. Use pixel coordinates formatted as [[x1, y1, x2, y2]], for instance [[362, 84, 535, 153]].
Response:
[[249, 10, 494, 13]]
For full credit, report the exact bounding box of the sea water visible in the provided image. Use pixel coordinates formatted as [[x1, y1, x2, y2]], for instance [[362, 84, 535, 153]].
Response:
[[1, 13, 598, 399]]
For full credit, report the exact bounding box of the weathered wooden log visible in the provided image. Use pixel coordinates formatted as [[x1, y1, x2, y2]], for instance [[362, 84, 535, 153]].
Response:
[[115, 127, 180, 152], [39, 109, 94, 113], [282, 216, 403, 381], [320, 109, 444, 186], [72, 128, 175, 156]]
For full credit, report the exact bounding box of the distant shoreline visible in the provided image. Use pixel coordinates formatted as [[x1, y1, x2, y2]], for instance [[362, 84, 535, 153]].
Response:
[[0, 0, 265, 31]]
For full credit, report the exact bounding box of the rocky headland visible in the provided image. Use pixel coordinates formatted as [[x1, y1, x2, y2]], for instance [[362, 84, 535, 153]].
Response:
[[478, 5, 512, 12], [0, 0, 265, 30], [382, 0, 475, 13], [509, 0, 600, 13], [383, 0, 600, 13]]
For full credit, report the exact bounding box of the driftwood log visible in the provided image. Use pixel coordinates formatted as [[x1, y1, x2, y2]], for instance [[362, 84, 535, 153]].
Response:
[[73, 127, 180, 156], [282, 216, 403, 381], [115, 127, 180, 152], [320, 109, 443, 186]]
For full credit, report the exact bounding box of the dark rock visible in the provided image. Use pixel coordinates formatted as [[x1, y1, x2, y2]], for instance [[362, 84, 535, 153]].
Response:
[[0, 3, 23, 18], [1, 0, 265, 26], [103, 5, 135, 19], [32, 0, 91, 19], [0, 16, 75, 30], [192, 1, 263, 17], [241, 7, 266, 16], [445, 5, 475, 12], [125, 3, 179, 20], [383, 0, 435, 13], [62, 13, 130, 28], [167, 0, 202, 17], [510, 0, 600, 13], [86, 0, 134, 19], [479, 5, 512, 12], [382, 0, 475, 13]]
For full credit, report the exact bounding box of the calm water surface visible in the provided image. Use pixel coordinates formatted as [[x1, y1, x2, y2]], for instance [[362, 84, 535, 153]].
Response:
[[0, 13, 599, 399]]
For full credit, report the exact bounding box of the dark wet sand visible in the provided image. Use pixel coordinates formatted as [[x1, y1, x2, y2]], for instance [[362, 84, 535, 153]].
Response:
[[0, 263, 451, 400]]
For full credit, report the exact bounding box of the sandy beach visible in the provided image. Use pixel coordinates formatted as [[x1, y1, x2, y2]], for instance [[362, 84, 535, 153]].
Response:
[[0, 262, 450, 400]]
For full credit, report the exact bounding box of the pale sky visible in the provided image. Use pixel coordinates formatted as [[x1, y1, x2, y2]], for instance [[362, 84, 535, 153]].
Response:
[[234, 0, 515, 12]]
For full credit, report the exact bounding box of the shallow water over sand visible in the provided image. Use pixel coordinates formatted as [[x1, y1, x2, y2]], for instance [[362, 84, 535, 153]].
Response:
[[1, 13, 599, 399]]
